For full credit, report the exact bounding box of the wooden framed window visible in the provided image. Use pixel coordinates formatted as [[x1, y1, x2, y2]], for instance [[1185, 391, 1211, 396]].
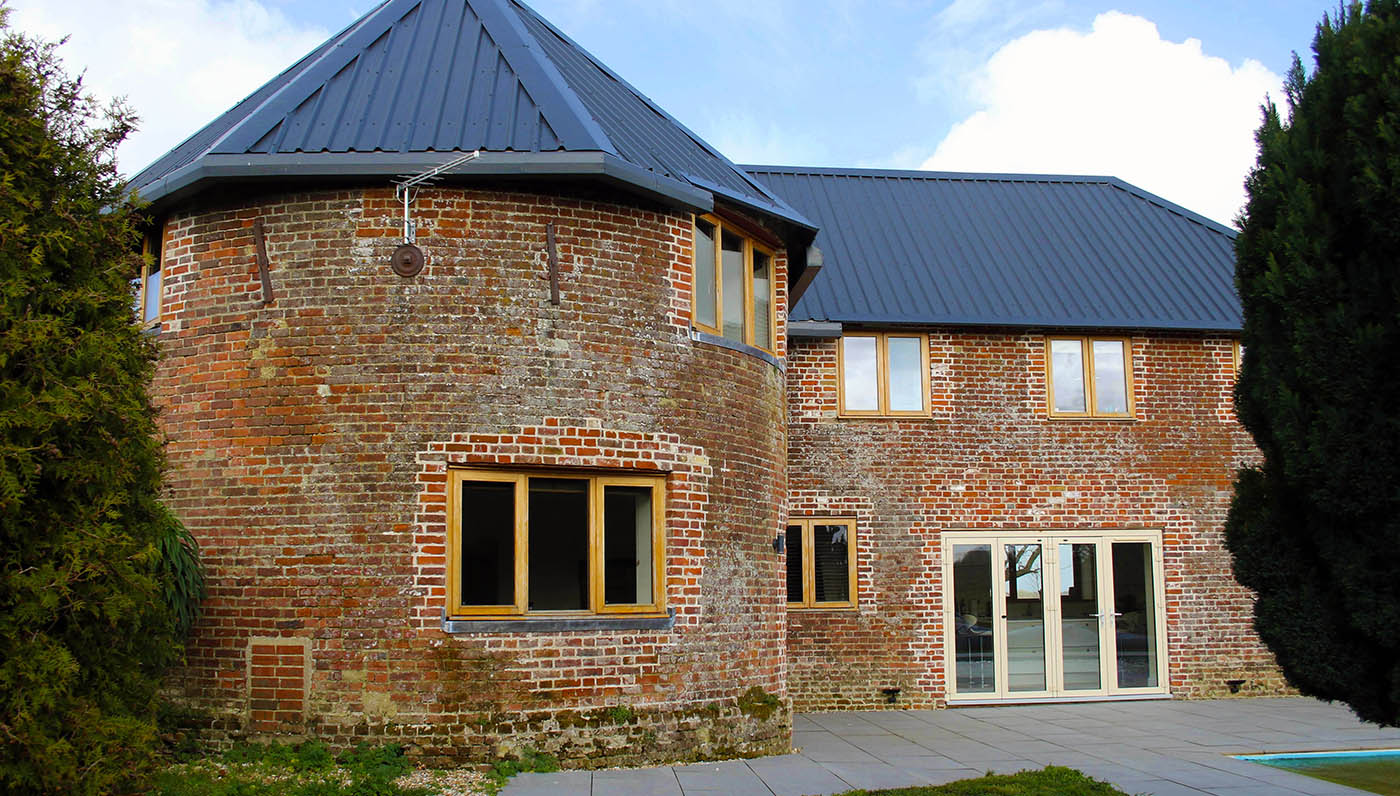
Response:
[[1046, 336, 1134, 418], [447, 469, 666, 619], [837, 332, 931, 416], [131, 234, 162, 327], [786, 518, 857, 609], [691, 214, 776, 353], [1234, 341, 1244, 375]]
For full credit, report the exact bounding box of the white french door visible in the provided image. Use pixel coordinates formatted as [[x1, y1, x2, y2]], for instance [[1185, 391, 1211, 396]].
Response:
[[944, 531, 1168, 702]]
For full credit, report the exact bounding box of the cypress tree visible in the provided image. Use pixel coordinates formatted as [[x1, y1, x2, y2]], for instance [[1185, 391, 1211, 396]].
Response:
[[1228, 0, 1400, 726], [0, 10, 203, 792]]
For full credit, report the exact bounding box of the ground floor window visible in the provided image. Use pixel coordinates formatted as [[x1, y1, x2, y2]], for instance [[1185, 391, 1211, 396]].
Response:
[[786, 517, 857, 609], [945, 530, 1166, 700], [448, 469, 666, 618]]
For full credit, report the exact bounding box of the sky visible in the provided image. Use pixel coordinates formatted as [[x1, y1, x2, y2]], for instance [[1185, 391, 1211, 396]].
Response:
[[7, 0, 1331, 226]]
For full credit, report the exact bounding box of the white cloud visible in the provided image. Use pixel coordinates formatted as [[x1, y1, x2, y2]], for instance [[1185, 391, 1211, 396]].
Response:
[[921, 11, 1282, 226], [8, 0, 329, 177]]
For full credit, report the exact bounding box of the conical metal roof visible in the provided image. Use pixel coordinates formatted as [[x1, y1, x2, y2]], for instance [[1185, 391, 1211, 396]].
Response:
[[129, 0, 810, 230]]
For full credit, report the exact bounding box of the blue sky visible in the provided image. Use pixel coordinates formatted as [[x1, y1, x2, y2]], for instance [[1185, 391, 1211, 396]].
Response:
[[10, 0, 1331, 224]]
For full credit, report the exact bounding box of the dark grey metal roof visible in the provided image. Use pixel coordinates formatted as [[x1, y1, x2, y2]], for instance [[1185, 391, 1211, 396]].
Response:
[[746, 166, 1241, 332], [127, 0, 810, 230]]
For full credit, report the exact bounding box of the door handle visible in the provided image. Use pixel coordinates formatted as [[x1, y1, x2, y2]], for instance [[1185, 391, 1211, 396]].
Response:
[[1089, 612, 1124, 618]]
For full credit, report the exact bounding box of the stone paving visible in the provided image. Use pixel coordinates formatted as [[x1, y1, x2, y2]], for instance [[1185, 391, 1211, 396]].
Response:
[[502, 697, 1400, 795]]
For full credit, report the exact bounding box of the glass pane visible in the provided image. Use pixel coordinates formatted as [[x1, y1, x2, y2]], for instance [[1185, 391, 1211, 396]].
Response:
[[1058, 543, 1102, 691], [952, 544, 995, 693], [1005, 543, 1046, 692], [785, 524, 803, 603], [144, 260, 162, 322], [459, 480, 515, 606], [842, 337, 878, 411], [1112, 542, 1159, 688], [603, 485, 653, 606], [527, 478, 589, 611], [752, 250, 772, 351], [693, 220, 717, 328], [812, 523, 851, 603], [887, 336, 924, 412], [1051, 339, 1086, 413], [1093, 340, 1128, 414], [721, 230, 745, 342]]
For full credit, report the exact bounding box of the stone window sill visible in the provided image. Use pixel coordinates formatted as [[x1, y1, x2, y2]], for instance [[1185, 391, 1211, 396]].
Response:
[[441, 608, 676, 634], [690, 328, 783, 372]]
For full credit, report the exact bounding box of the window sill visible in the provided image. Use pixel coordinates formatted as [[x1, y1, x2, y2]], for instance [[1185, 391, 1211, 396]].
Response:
[[787, 605, 859, 612], [441, 608, 675, 634], [835, 412, 931, 420], [690, 328, 783, 372], [1044, 414, 1138, 422]]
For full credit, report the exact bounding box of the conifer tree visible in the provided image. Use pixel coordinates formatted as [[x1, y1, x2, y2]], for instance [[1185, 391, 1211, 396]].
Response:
[[0, 10, 203, 792], [1228, 0, 1400, 726]]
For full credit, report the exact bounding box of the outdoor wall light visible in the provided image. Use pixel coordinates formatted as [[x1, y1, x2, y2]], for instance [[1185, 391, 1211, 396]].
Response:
[[773, 532, 785, 554]]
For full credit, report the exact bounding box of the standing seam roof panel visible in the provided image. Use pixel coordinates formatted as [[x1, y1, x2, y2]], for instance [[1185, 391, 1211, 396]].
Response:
[[745, 166, 1241, 331]]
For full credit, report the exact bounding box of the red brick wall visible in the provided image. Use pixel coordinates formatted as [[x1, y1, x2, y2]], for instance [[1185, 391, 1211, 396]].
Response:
[[785, 331, 1284, 710], [152, 185, 790, 766]]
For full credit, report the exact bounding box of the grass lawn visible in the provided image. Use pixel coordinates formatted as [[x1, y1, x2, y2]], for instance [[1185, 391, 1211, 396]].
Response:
[[838, 766, 1131, 795]]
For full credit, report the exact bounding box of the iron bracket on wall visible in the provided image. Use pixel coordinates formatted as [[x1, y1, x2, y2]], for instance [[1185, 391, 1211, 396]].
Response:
[[252, 218, 275, 305]]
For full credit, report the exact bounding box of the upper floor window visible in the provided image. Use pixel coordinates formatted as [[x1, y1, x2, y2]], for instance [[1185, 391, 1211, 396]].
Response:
[[447, 469, 666, 619], [1234, 341, 1245, 375], [692, 215, 775, 353], [1046, 336, 1133, 418], [838, 332, 930, 416], [786, 517, 856, 609], [131, 233, 162, 327]]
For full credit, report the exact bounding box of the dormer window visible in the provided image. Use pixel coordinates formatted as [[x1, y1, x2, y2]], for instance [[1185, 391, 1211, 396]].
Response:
[[692, 215, 775, 353]]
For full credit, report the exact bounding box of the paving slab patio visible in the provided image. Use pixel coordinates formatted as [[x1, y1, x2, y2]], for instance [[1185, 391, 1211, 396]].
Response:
[[501, 697, 1400, 795]]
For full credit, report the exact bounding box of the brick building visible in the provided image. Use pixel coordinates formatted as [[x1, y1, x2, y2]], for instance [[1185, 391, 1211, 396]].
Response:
[[127, 0, 1281, 767]]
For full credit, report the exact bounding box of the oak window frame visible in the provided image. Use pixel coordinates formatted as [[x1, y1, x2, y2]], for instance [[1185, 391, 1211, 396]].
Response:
[[446, 469, 667, 620], [1045, 336, 1135, 419], [836, 332, 932, 417], [133, 234, 163, 328], [785, 517, 858, 611], [691, 214, 777, 354]]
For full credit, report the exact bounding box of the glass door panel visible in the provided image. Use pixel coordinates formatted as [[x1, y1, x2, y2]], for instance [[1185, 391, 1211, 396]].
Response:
[[1111, 542, 1160, 689], [951, 544, 996, 694], [1057, 542, 1104, 691], [1003, 543, 1047, 693]]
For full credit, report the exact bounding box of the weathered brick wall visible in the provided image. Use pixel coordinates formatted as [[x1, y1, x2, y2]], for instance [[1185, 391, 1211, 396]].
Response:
[[785, 331, 1285, 711], [152, 184, 790, 767]]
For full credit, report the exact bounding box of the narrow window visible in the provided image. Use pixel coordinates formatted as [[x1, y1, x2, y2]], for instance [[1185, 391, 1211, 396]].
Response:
[[840, 335, 880, 413], [886, 335, 924, 412], [752, 250, 773, 351], [527, 478, 590, 611], [1050, 339, 1087, 414], [838, 333, 930, 416], [1047, 337, 1132, 418], [602, 484, 654, 607], [720, 229, 746, 343], [134, 232, 163, 327], [448, 470, 666, 619], [784, 524, 803, 603], [787, 518, 856, 609], [458, 477, 520, 610], [693, 219, 717, 332]]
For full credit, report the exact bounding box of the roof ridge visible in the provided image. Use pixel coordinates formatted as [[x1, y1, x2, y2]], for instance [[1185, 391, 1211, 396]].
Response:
[[205, 0, 413, 155], [507, 0, 802, 215], [743, 164, 1117, 184], [477, 0, 613, 152], [745, 164, 1238, 240]]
